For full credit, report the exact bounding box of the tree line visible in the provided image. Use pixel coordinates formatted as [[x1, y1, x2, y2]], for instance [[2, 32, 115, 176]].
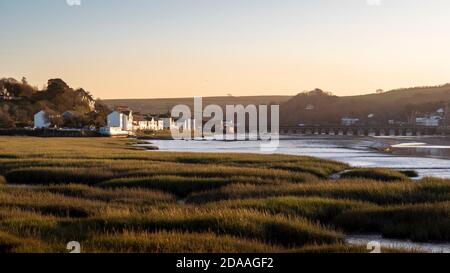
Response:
[[0, 77, 110, 128]]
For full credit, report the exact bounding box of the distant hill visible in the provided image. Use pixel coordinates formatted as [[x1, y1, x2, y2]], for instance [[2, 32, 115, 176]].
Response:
[[104, 85, 450, 126], [104, 96, 292, 115], [280, 84, 450, 126]]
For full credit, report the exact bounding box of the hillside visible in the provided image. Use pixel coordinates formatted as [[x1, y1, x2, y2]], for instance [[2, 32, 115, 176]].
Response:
[[280, 85, 450, 126], [104, 96, 292, 115], [0, 78, 109, 128]]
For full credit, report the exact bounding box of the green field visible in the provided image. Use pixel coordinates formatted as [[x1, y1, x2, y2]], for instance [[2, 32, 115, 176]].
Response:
[[0, 137, 448, 253]]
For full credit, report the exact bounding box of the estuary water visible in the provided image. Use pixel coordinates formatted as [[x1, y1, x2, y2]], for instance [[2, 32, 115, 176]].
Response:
[[345, 235, 450, 253], [149, 136, 450, 179]]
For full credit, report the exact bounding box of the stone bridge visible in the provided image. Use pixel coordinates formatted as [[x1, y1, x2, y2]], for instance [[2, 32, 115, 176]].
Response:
[[279, 126, 444, 136]]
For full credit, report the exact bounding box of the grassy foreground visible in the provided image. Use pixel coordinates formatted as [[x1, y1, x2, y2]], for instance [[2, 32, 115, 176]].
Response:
[[0, 136, 448, 253]]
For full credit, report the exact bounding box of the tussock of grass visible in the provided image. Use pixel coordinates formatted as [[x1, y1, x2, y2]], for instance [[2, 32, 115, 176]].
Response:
[[215, 196, 376, 222], [140, 146, 159, 151], [5, 167, 115, 185], [100, 176, 233, 197], [40, 184, 176, 205], [292, 243, 368, 253], [188, 179, 450, 205], [0, 231, 51, 253], [400, 170, 419, 178], [334, 202, 450, 242], [80, 208, 343, 247], [0, 187, 110, 218], [86, 231, 281, 253], [340, 168, 409, 182]]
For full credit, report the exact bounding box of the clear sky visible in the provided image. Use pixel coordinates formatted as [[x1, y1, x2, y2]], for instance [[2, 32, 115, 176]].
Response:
[[1, 0, 449, 99]]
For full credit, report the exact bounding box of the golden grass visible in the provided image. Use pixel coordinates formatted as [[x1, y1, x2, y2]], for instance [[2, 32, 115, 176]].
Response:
[[188, 179, 450, 205], [0, 136, 447, 253], [85, 231, 282, 253]]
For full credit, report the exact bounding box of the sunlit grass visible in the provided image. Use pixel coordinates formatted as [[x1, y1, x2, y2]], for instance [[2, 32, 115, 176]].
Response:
[[340, 168, 409, 181], [85, 231, 282, 253], [188, 179, 450, 205], [0, 136, 447, 253]]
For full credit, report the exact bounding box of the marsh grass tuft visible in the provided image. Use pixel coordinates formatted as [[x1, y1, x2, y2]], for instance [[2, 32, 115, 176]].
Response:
[[339, 168, 409, 182], [85, 231, 282, 253]]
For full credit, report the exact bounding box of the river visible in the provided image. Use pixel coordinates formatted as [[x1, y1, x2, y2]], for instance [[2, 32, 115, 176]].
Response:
[[148, 135, 450, 179]]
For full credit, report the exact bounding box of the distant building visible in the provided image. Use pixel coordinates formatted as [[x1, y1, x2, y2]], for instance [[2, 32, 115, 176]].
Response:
[[178, 118, 196, 131], [415, 108, 447, 127], [444, 104, 450, 127], [133, 116, 164, 131], [341, 117, 360, 126], [34, 110, 60, 129], [416, 116, 442, 127], [34, 111, 50, 129], [100, 110, 134, 136], [161, 117, 177, 130], [107, 110, 133, 131], [305, 104, 315, 111]]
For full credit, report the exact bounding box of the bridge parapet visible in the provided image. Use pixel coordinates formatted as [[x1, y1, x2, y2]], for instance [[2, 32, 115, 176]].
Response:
[[280, 126, 443, 136]]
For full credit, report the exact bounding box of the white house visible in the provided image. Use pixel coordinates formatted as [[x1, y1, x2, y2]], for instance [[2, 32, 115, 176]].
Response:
[[305, 104, 315, 111], [416, 116, 442, 127], [34, 110, 57, 129], [341, 117, 360, 126], [177, 118, 196, 131], [135, 118, 164, 131], [107, 110, 133, 131], [161, 117, 178, 130], [100, 110, 134, 136]]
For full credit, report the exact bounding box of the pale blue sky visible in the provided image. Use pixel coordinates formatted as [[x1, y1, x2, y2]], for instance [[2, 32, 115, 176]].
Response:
[[1, 0, 449, 98]]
